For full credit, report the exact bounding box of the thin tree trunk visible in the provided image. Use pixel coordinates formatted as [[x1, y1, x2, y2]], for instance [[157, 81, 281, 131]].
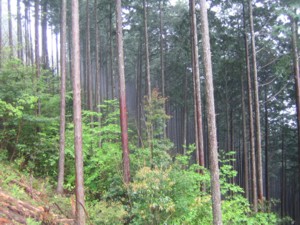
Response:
[[94, 0, 101, 123], [264, 86, 270, 203], [190, 0, 205, 168], [243, 0, 257, 212], [115, 0, 130, 184], [290, 12, 300, 221], [109, 3, 115, 99], [57, 0, 67, 195], [241, 70, 249, 200], [199, 0, 222, 224], [159, 0, 166, 138], [249, 0, 264, 204], [17, 0, 23, 61], [35, 0, 41, 116], [41, 0, 49, 69], [72, 0, 85, 223], [86, 0, 93, 113], [143, 0, 151, 101], [8, 0, 13, 57]]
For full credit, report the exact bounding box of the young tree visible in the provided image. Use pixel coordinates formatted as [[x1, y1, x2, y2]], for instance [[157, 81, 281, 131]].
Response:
[[199, 0, 222, 224], [57, 0, 67, 195], [248, 0, 264, 204], [72, 0, 85, 223], [115, 0, 130, 184]]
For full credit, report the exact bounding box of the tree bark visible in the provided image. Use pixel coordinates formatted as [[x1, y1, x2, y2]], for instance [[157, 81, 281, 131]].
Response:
[[290, 11, 300, 223], [159, 0, 167, 138], [264, 86, 270, 203], [248, 0, 264, 204], [243, 0, 257, 212], [241, 71, 249, 200], [190, 0, 205, 168], [72, 0, 85, 223], [41, 0, 49, 69], [17, 0, 23, 61], [115, 0, 130, 184], [143, 0, 151, 101], [86, 0, 93, 113], [0, 0, 2, 67], [8, 0, 13, 57], [57, 0, 67, 195], [199, 0, 222, 224], [35, 0, 41, 116]]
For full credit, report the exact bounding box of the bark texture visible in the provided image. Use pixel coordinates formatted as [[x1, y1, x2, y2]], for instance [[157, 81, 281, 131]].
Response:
[[116, 0, 131, 184], [72, 0, 86, 223], [199, 0, 222, 224]]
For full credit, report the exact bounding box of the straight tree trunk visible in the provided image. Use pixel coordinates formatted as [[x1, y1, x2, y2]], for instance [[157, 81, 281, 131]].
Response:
[[190, 0, 205, 168], [109, 3, 115, 99], [143, 0, 151, 101], [291, 12, 300, 223], [94, 0, 101, 120], [8, 0, 13, 56], [35, 0, 41, 116], [115, 0, 130, 184], [199, 0, 222, 224], [241, 72, 249, 200], [41, 0, 49, 68], [248, 0, 264, 203], [57, 0, 67, 195], [17, 0, 23, 61], [264, 86, 270, 203], [159, 0, 166, 138], [86, 0, 93, 112], [72, 0, 85, 223], [243, 1, 257, 212]]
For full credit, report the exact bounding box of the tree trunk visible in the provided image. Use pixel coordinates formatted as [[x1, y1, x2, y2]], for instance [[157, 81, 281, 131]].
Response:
[[17, 0, 23, 61], [243, 0, 257, 212], [290, 12, 300, 222], [115, 0, 130, 184], [86, 0, 93, 113], [41, 0, 49, 69], [241, 73, 249, 200], [143, 0, 151, 101], [109, 3, 115, 99], [8, 0, 13, 57], [199, 0, 222, 224], [94, 0, 101, 124], [72, 0, 85, 223], [190, 0, 205, 168], [248, 0, 263, 204], [264, 86, 270, 203], [159, 0, 166, 138], [57, 0, 67, 195], [35, 0, 41, 116]]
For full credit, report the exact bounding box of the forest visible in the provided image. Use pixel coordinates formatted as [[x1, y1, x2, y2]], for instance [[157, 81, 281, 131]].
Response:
[[0, 0, 299, 224]]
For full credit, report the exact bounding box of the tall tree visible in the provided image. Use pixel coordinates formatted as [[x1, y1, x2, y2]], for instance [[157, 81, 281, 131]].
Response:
[[17, 0, 23, 61], [143, 0, 151, 101], [243, 0, 257, 211], [86, 0, 93, 113], [115, 0, 130, 184], [290, 9, 300, 219], [35, 0, 41, 116], [72, 0, 85, 223], [199, 0, 222, 224], [8, 0, 13, 56], [41, 0, 49, 68], [190, 0, 205, 168], [57, 0, 67, 195], [248, 0, 264, 203]]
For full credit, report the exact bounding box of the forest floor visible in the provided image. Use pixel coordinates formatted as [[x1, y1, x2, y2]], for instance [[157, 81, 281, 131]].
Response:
[[0, 162, 74, 225]]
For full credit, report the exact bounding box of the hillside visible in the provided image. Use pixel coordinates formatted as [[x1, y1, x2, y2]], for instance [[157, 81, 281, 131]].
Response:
[[0, 162, 74, 225]]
